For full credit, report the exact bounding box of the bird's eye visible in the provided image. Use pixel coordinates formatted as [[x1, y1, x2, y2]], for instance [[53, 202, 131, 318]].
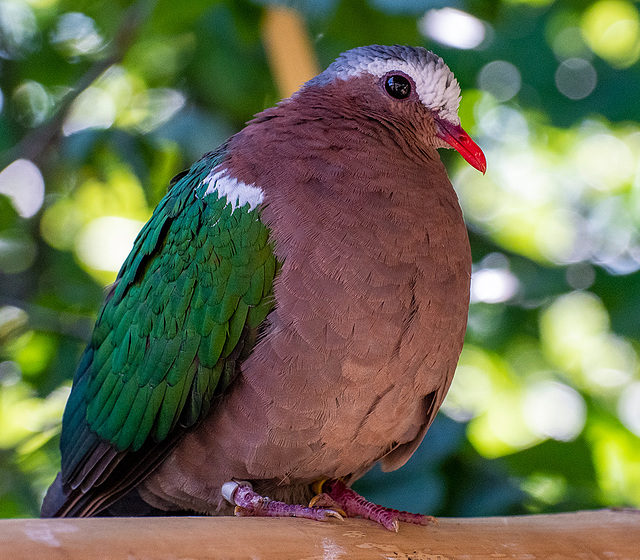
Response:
[[384, 75, 411, 99]]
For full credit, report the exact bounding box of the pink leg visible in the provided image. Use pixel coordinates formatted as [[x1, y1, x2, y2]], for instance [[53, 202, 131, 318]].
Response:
[[222, 481, 343, 522], [323, 480, 436, 532]]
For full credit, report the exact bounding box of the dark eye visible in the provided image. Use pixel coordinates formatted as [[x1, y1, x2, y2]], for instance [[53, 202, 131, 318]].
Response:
[[384, 74, 411, 99]]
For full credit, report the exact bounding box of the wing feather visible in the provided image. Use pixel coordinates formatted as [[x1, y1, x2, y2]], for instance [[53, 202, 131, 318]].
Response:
[[49, 147, 277, 517]]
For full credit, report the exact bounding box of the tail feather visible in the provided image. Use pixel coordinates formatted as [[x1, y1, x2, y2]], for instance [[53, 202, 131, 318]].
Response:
[[40, 472, 67, 518]]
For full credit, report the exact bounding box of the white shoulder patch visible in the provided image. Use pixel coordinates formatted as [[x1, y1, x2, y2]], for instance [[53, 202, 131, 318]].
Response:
[[202, 168, 264, 211], [305, 45, 462, 125]]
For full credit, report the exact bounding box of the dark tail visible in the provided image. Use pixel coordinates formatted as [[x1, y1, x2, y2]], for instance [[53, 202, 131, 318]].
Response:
[[40, 472, 66, 518]]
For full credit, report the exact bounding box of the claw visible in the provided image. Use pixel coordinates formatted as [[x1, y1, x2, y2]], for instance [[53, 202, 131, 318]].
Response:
[[323, 509, 345, 521], [310, 479, 327, 495], [309, 493, 347, 517]]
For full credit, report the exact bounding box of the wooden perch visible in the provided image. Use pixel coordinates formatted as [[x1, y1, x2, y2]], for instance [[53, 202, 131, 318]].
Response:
[[1, 509, 638, 559]]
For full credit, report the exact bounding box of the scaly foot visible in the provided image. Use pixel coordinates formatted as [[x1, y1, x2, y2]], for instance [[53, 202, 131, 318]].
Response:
[[318, 479, 437, 532], [221, 481, 343, 523]]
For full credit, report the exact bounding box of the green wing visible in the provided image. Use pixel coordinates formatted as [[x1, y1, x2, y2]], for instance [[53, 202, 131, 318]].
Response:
[[57, 148, 275, 513]]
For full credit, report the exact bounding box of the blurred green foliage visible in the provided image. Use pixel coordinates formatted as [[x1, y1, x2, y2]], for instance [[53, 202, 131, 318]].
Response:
[[1, 0, 639, 519]]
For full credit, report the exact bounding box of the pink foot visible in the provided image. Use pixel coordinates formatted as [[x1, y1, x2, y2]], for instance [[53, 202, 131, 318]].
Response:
[[222, 481, 343, 523], [323, 480, 437, 532]]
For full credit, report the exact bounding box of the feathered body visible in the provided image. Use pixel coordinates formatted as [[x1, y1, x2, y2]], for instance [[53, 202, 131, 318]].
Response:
[[42, 45, 483, 518]]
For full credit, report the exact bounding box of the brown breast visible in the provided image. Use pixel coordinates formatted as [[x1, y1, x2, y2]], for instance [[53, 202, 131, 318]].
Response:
[[141, 77, 471, 513]]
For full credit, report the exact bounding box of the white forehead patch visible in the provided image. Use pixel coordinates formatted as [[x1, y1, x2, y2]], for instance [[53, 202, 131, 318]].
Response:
[[305, 45, 461, 125], [202, 168, 264, 211]]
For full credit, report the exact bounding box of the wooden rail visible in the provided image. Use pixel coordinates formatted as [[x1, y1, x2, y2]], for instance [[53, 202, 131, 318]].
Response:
[[0, 509, 637, 559]]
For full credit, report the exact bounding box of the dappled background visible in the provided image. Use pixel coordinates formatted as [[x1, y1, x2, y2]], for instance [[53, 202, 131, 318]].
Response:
[[1, 0, 640, 518]]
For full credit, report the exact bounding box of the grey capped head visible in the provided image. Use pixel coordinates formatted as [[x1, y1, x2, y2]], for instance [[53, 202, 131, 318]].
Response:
[[303, 44, 462, 125]]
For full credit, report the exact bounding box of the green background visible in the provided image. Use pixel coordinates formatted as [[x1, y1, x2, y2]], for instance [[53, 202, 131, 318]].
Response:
[[1, 0, 639, 518]]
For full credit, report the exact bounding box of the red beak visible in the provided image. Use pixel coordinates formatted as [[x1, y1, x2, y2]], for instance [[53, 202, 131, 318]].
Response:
[[435, 118, 487, 174]]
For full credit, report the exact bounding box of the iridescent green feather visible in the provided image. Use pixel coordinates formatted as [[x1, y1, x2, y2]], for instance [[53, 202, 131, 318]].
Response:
[[60, 148, 276, 475]]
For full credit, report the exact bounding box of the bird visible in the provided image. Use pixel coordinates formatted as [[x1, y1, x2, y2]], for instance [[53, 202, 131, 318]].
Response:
[[41, 44, 486, 531]]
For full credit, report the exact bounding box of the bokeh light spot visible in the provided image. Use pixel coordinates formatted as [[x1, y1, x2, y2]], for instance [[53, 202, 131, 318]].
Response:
[[555, 58, 597, 100], [76, 216, 144, 273], [581, 0, 640, 67], [0, 1, 38, 59], [566, 262, 596, 290], [50, 12, 104, 57], [63, 86, 116, 135], [469, 397, 539, 457], [541, 291, 636, 393], [523, 381, 586, 441], [618, 382, 640, 436], [127, 89, 186, 133], [11, 81, 54, 127], [582, 335, 635, 389], [522, 474, 568, 508], [551, 26, 591, 60], [442, 364, 493, 422], [478, 104, 529, 142], [541, 291, 608, 371], [0, 159, 45, 218], [419, 8, 486, 50], [573, 133, 634, 191], [0, 361, 21, 386], [534, 209, 578, 264], [0, 306, 29, 343], [478, 61, 521, 102], [0, 233, 37, 274], [40, 198, 83, 251], [471, 267, 519, 304]]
